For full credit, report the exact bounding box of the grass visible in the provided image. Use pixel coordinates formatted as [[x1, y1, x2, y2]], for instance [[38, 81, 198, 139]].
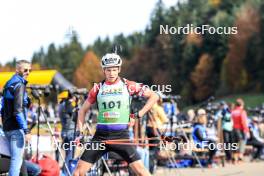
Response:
[[183, 93, 264, 112], [218, 93, 264, 108]]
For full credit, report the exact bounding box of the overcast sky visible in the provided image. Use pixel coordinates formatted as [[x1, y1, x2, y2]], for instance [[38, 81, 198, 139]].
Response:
[[0, 0, 178, 65]]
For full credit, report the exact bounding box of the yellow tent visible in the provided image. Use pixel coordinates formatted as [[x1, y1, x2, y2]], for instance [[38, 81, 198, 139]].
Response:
[[0, 70, 74, 100], [0, 70, 57, 88]]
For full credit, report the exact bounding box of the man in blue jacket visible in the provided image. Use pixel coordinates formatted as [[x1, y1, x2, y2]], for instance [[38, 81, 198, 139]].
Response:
[[1, 60, 32, 176]]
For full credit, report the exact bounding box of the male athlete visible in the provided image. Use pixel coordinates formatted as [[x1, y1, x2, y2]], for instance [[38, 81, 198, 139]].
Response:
[[73, 53, 159, 176]]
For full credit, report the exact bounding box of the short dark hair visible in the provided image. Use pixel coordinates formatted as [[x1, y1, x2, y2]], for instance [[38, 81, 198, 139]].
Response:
[[16, 60, 31, 69]]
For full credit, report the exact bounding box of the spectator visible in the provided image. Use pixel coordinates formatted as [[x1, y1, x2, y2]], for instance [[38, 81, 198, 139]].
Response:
[[146, 94, 168, 173], [247, 116, 264, 161], [187, 109, 196, 123], [163, 99, 178, 117], [25, 160, 42, 176], [58, 96, 77, 175], [163, 99, 179, 135], [231, 98, 249, 163], [1, 60, 32, 176], [192, 109, 217, 167], [216, 101, 233, 162]]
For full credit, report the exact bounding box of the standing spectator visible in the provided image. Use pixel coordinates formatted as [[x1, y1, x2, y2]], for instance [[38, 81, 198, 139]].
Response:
[[146, 94, 168, 173], [163, 99, 178, 125], [58, 95, 77, 175], [231, 98, 249, 163], [216, 101, 233, 162], [163, 99, 177, 117], [1, 60, 32, 176]]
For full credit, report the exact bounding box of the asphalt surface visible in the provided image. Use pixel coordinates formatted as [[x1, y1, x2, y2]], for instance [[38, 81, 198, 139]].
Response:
[[154, 161, 264, 176]]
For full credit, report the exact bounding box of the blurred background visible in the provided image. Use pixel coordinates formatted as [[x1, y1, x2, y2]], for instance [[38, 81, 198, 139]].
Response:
[[1, 0, 264, 176], [1, 0, 264, 106]]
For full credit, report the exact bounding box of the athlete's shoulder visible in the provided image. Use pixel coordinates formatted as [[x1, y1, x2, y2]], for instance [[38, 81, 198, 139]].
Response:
[[90, 83, 100, 93], [123, 78, 135, 85], [122, 78, 145, 96], [87, 82, 102, 104]]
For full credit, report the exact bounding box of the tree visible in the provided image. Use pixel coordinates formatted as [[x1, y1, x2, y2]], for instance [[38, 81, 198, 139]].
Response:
[[217, 57, 229, 95], [73, 51, 103, 90], [88, 37, 112, 58], [32, 47, 45, 65], [190, 54, 215, 101], [145, 0, 167, 46], [0, 65, 14, 72], [59, 34, 84, 81], [225, 4, 260, 92], [28, 0, 264, 105], [5, 58, 17, 68], [31, 33, 84, 82], [44, 43, 61, 69]]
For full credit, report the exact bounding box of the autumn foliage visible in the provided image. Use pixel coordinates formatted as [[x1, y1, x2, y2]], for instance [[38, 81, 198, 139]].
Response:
[[191, 54, 214, 101], [73, 51, 104, 90], [2, 0, 264, 105], [225, 4, 260, 92]]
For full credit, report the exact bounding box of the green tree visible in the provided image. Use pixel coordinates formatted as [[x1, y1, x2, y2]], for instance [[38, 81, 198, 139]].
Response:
[[44, 43, 61, 69], [32, 47, 45, 65], [59, 34, 84, 81], [87, 37, 112, 58]]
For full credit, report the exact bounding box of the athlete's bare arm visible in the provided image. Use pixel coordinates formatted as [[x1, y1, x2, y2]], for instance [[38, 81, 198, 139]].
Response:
[[138, 89, 159, 118]]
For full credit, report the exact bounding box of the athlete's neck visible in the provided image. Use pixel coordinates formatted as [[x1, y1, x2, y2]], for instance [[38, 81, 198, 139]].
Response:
[[105, 77, 120, 85]]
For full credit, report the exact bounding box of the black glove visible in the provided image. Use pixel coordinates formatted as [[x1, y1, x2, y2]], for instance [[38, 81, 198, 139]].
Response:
[[130, 111, 140, 119], [161, 135, 183, 143]]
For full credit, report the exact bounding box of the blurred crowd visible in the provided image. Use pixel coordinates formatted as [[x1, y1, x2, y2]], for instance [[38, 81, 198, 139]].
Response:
[[1, 91, 264, 175], [131, 95, 264, 172], [157, 97, 264, 168]]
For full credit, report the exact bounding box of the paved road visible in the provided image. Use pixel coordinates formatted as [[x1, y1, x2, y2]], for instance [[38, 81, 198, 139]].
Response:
[[154, 162, 264, 176]]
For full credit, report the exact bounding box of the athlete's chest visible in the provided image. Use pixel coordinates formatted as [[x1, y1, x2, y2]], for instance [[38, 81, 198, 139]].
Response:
[[97, 81, 129, 98]]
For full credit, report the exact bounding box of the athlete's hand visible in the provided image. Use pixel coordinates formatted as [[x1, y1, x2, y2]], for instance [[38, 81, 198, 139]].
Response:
[[128, 118, 135, 127], [130, 110, 143, 119]]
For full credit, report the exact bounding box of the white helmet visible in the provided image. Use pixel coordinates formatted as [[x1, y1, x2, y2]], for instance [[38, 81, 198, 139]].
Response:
[[101, 53, 122, 68]]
